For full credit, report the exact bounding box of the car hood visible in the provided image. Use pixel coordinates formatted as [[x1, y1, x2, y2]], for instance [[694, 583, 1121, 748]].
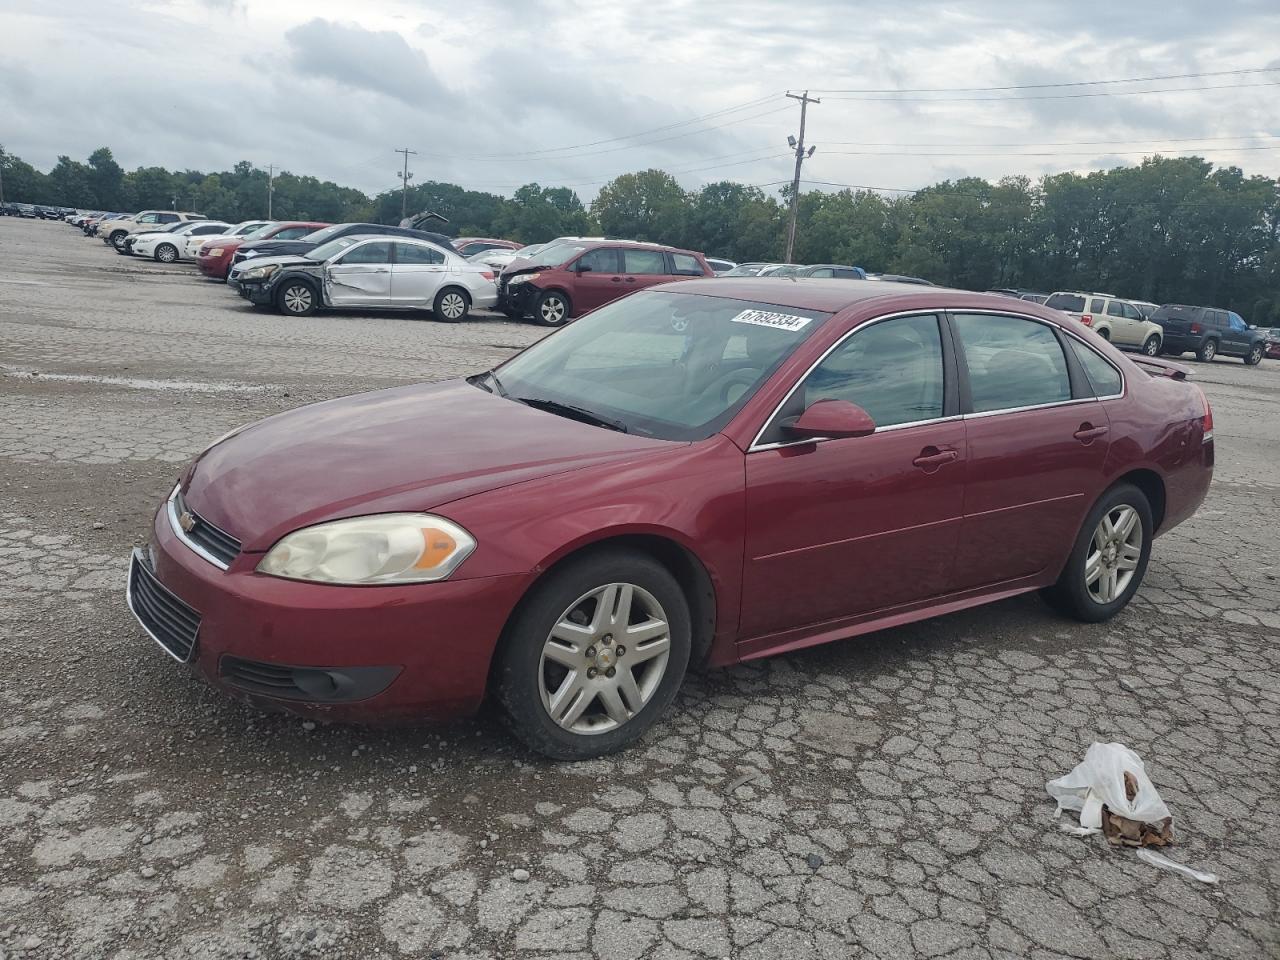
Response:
[[239, 239, 318, 258], [234, 254, 318, 272], [183, 379, 672, 551]]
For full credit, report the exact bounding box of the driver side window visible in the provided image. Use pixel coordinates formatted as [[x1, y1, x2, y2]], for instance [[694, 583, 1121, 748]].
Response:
[[803, 314, 945, 429]]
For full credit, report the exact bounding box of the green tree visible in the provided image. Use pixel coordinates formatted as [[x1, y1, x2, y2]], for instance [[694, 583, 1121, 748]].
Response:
[[591, 169, 688, 243], [86, 147, 125, 209]]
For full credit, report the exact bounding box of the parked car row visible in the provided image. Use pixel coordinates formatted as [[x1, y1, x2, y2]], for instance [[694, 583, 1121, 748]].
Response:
[[2, 203, 76, 218]]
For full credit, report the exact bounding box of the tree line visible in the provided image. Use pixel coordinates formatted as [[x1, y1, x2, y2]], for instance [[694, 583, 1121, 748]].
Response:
[[4, 145, 1277, 324]]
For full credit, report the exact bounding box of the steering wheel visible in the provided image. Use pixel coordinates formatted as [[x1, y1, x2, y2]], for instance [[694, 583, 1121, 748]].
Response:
[[698, 367, 763, 406]]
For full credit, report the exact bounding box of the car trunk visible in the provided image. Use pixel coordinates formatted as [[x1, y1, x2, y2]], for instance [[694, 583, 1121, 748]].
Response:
[[1155, 305, 1199, 337]]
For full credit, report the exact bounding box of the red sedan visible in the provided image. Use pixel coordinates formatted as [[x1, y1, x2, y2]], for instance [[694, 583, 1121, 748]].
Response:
[[196, 221, 330, 280], [128, 281, 1213, 758]]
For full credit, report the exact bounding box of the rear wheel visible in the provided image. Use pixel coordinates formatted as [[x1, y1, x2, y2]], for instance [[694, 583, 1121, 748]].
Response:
[[155, 243, 178, 264], [1244, 343, 1263, 366], [1196, 339, 1217, 362], [534, 289, 572, 327], [1096, 327, 1111, 341], [433, 287, 471, 323], [1141, 335, 1161, 357], [276, 279, 317, 317], [495, 550, 691, 760], [1041, 483, 1152, 623]]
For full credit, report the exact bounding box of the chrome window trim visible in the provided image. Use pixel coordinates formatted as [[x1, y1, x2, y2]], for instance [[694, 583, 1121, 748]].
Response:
[[747, 307, 1122, 454], [166, 484, 231, 571]]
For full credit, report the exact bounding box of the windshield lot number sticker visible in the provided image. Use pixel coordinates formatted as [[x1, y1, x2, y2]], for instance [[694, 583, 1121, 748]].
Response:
[[730, 309, 812, 332]]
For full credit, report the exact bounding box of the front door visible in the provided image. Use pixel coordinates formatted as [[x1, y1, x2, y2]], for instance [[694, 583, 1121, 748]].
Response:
[[949, 312, 1111, 589], [390, 241, 448, 305], [325, 240, 394, 308], [741, 313, 965, 644], [570, 247, 624, 313], [1223, 311, 1252, 356]]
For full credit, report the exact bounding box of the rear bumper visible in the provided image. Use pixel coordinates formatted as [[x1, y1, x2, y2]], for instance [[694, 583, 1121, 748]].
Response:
[[127, 502, 529, 722]]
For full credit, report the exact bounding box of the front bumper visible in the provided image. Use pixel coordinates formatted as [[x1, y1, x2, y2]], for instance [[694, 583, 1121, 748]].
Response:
[[198, 253, 232, 278], [126, 498, 527, 722], [500, 280, 540, 317], [237, 278, 276, 306]]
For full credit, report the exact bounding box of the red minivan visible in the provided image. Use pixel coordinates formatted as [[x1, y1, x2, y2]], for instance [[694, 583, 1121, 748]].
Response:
[[498, 239, 713, 325]]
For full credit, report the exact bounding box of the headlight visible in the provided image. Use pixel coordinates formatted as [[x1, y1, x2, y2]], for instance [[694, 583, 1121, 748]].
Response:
[[206, 246, 226, 255], [257, 514, 476, 585], [243, 249, 259, 258], [506, 273, 539, 287], [241, 264, 280, 280]]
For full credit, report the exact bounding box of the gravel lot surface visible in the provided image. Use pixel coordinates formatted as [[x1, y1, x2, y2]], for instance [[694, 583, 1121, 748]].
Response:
[[1, 217, 1277, 959]]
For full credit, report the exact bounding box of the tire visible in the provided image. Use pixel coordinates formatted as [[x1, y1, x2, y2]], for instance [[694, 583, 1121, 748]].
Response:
[[275, 279, 318, 317], [1040, 483, 1153, 623], [534, 289, 572, 327], [109, 231, 128, 250], [155, 243, 178, 264], [1244, 343, 1263, 366], [1196, 339, 1217, 362], [1141, 335, 1161, 357], [433, 287, 471, 323], [495, 549, 692, 760]]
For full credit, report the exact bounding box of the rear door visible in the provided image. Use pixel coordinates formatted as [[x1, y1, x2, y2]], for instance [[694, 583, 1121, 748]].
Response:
[[740, 313, 964, 645], [325, 240, 394, 307], [1104, 300, 1137, 344], [569, 247, 623, 313], [390, 242, 448, 305], [950, 312, 1110, 589], [621, 248, 671, 297]]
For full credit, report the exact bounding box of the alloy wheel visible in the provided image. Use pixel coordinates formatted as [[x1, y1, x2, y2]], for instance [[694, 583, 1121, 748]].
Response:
[[1143, 337, 1160, 356], [1248, 345, 1262, 364], [1202, 341, 1216, 361], [539, 582, 671, 735], [157, 245, 177, 263], [540, 296, 566, 325], [1084, 505, 1142, 604], [283, 285, 312, 314], [440, 292, 466, 320]]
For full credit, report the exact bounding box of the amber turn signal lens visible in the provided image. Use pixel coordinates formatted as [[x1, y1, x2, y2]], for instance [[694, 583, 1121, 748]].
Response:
[[415, 527, 459, 569]]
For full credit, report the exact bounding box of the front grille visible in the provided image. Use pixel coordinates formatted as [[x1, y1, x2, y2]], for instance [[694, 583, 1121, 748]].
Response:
[[128, 550, 200, 662], [173, 488, 241, 567]]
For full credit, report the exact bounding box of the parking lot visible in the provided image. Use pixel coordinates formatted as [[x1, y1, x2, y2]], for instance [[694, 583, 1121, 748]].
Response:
[[1, 215, 1277, 959]]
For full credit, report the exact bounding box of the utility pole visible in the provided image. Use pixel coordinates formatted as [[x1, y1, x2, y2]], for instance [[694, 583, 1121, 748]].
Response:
[[0, 160, 5, 205], [395, 147, 417, 220], [266, 164, 276, 219], [784, 90, 819, 263]]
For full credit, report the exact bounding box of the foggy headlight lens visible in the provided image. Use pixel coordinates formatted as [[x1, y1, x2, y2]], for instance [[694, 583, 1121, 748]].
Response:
[[506, 273, 539, 287], [257, 514, 476, 585], [242, 264, 279, 280]]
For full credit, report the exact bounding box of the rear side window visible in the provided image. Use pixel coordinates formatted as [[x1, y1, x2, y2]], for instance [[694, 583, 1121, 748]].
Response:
[[394, 242, 444, 265], [1089, 298, 1105, 313], [276, 227, 311, 240], [803, 314, 945, 428], [1045, 293, 1085, 312], [576, 247, 620, 273], [1067, 338, 1123, 397], [158, 213, 179, 223], [623, 249, 667, 275], [954, 314, 1071, 413], [808, 267, 835, 278], [670, 253, 703, 276], [834, 268, 861, 279], [1106, 301, 1126, 317]]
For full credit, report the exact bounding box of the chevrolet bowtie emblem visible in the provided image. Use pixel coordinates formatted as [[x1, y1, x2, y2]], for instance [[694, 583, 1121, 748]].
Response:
[[178, 511, 196, 533]]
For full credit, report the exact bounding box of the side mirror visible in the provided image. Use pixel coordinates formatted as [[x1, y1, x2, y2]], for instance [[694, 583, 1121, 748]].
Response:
[[783, 399, 876, 440], [575, 261, 593, 273]]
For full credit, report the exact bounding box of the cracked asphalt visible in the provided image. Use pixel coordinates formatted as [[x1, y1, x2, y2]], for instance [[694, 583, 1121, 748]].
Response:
[[1, 217, 1278, 959]]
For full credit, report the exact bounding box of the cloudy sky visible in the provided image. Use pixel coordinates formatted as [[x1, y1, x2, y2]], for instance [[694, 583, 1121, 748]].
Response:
[[3, 0, 1279, 201]]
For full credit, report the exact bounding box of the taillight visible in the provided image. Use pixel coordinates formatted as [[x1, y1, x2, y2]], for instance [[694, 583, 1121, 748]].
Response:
[[1192, 384, 1213, 441], [1189, 322, 1202, 334], [1080, 314, 1093, 327]]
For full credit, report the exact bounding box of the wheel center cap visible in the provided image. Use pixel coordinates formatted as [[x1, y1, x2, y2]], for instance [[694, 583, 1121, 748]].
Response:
[[594, 648, 616, 670]]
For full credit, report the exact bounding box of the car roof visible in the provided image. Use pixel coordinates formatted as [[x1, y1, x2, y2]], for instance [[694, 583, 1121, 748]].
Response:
[[577, 239, 701, 255], [652, 277, 1072, 318]]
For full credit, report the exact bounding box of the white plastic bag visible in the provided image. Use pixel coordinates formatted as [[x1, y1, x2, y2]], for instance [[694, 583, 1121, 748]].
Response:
[[1046, 742, 1171, 834]]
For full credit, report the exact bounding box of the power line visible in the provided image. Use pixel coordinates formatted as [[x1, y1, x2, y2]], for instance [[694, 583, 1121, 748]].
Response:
[[821, 145, 1280, 158], [822, 134, 1280, 148], [819, 80, 1280, 102], [808, 66, 1280, 94]]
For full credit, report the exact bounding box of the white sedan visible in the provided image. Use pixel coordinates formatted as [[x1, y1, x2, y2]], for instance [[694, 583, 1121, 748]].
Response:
[[131, 222, 230, 263], [183, 220, 272, 260]]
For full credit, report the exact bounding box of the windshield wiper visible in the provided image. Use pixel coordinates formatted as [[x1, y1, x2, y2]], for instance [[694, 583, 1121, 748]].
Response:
[[512, 396, 628, 433], [468, 370, 508, 397]]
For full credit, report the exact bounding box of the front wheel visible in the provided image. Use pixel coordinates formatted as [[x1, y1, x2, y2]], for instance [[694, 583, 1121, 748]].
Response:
[[276, 279, 318, 317], [1197, 339, 1217, 362], [155, 243, 178, 264], [1040, 483, 1152, 623], [1141, 335, 1161, 357], [1244, 343, 1263, 366], [495, 550, 691, 760], [110, 231, 128, 250], [534, 289, 572, 327], [433, 287, 470, 323]]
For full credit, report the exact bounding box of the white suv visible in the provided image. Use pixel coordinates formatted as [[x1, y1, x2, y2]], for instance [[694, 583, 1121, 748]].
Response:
[[101, 210, 208, 250], [1044, 291, 1164, 356]]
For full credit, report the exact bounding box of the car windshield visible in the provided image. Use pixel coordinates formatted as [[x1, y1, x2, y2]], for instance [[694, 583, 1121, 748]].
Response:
[[243, 223, 281, 241], [493, 290, 831, 441], [527, 240, 590, 266], [723, 263, 768, 277], [514, 243, 544, 257], [307, 236, 360, 261], [1046, 293, 1086, 312], [300, 224, 349, 244]]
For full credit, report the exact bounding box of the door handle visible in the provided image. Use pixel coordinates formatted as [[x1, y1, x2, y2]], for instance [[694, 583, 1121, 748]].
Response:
[[1073, 423, 1109, 443], [611, 276, 622, 282], [912, 446, 958, 471], [624, 276, 637, 283]]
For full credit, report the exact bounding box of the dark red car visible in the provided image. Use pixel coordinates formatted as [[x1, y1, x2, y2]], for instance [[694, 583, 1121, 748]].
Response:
[[498, 239, 713, 325], [197, 221, 330, 280], [128, 281, 1212, 758]]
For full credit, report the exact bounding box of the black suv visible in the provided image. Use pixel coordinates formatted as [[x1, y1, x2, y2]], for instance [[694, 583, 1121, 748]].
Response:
[[1152, 304, 1266, 365]]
